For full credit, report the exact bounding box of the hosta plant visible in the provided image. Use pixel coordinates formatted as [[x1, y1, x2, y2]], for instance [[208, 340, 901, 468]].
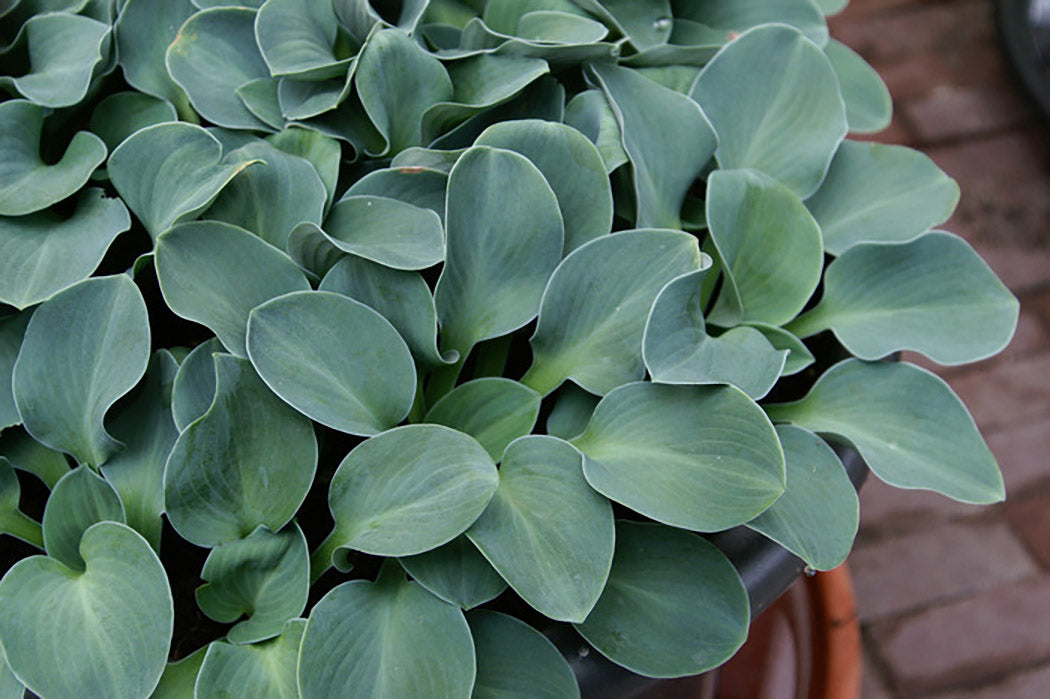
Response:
[[0, 0, 1019, 696]]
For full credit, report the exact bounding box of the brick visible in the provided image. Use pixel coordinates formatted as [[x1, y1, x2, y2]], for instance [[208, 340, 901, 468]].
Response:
[[936, 663, 1050, 699], [852, 109, 916, 147], [871, 577, 1050, 695], [851, 521, 1035, 621], [902, 84, 1034, 144], [971, 245, 1050, 295], [858, 476, 985, 536], [986, 418, 1050, 494], [876, 40, 1014, 103], [1007, 493, 1050, 569], [947, 352, 1050, 432], [862, 649, 893, 699]]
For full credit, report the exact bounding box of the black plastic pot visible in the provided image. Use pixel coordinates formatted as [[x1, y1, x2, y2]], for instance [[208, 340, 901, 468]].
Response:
[[548, 445, 869, 699], [997, 0, 1050, 120]]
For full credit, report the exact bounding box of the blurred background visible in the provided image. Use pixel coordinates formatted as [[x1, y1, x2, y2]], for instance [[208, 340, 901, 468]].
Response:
[[829, 0, 1050, 697]]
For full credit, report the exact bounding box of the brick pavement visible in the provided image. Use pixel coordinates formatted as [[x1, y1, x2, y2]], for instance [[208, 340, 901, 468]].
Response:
[[828, 1, 1050, 696]]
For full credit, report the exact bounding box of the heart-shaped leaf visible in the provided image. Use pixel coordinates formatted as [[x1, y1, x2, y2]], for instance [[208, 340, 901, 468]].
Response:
[[767, 359, 1005, 504], [691, 24, 847, 197], [247, 290, 417, 435], [805, 140, 960, 255], [155, 221, 311, 357], [746, 425, 858, 571], [170, 338, 223, 431], [88, 92, 178, 152], [166, 6, 273, 130], [573, 382, 785, 531], [790, 232, 1019, 364], [108, 122, 260, 239], [424, 379, 540, 460], [643, 270, 788, 399], [0, 522, 173, 698], [100, 350, 179, 550], [355, 27, 453, 154], [589, 63, 716, 229], [344, 165, 448, 219], [468, 609, 580, 699], [195, 619, 305, 698], [575, 521, 749, 678], [318, 194, 445, 269], [398, 536, 507, 609], [824, 39, 891, 134], [13, 275, 150, 468], [299, 566, 475, 697], [435, 146, 563, 355], [0, 12, 110, 108], [204, 140, 327, 249], [114, 0, 195, 111], [563, 89, 629, 173], [0, 312, 31, 431], [323, 424, 498, 558], [475, 119, 613, 253], [467, 435, 614, 622], [0, 100, 106, 216], [266, 126, 341, 210], [705, 169, 824, 326], [319, 255, 453, 368], [522, 229, 703, 396], [0, 458, 42, 549], [0, 188, 130, 310], [256, 0, 352, 79], [41, 465, 125, 570], [164, 354, 318, 547], [196, 524, 308, 644]]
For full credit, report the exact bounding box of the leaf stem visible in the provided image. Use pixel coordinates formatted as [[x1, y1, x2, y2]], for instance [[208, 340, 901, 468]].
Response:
[[4, 512, 44, 550], [784, 303, 829, 339], [473, 335, 513, 378], [309, 530, 340, 585]]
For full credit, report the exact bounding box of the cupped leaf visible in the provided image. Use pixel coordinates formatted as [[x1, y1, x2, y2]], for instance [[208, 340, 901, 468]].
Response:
[[468, 609, 580, 699], [100, 350, 178, 550], [643, 270, 787, 399], [522, 229, 703, 396], [196, 525, 308, 644], [571, 0, 672, 49], [0, 312, 31, 431], [575, 521, 749, 677], [398, 536, 507, 609], [195, 619, 305, 698], [573, 382, 785, 532], [256, 0, 351, 78], [0, 188, 130, 310], [589, 63, 716, 229], [691, 24, 847, 197], [767, 359, 1005, 504], [517, 9, 609, 43], [285, 222, 342, 279], [319, 195, 445, 269], [355, 27, 453, 154], [166, 6, 272, 130], [319, 256, 453, 367], [13, 275, 150, 468], [424, 378, 540, 460], [749, 323, 815, 376], [421, 54, 549, 142], [673, 0, 829, 47], [155, 221, 311, 356], [435, 146, 563, 354], [0, 12, 110, 108], [108, 122, 260, 239], [153, 646, 207, 699], [563, 89, 628, 173], [824, 38, 891, 134], [170, 338, 223, 431], [333, 0, 430, 40], [205, 140, 327, 249], [705, 169, 824, 327], [790, 232, 1019, 364], [88, 91, 178, 152], [466, 435, 614, 622], [164, 354, 318, 547], [247, 290, 416, 435], [747, 425, 858, 571], [325, 424, 498, 557], [805, 140, 960, 255], [344, 165, 448, 218], [0, 458, 42, 549], [0, 522, 173, 699], [480, 0, 589, 35], [41, 465, 124, 570], [115, 0, 195, 110], [545, 383, 599, 440], [475, 118, 613, 253], [298, 567, 475, 698], [266, 126, 341, 210], [0, 100, 106, 216]]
